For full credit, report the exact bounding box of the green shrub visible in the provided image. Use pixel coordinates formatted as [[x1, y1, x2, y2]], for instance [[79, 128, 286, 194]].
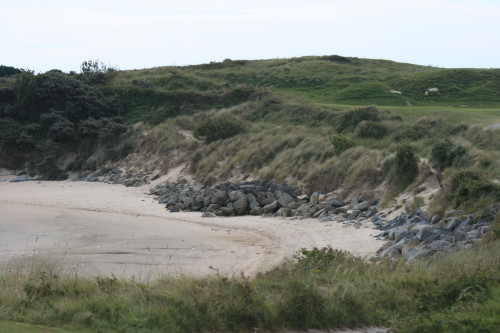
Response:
[[445, 169, 500, 210], [194, 117, 246, 143], [330, 134, 356, 155], [431, 140, 467, 170], [0, 65, 22, 77], [0, 118, 22, 147], [394, 145, 419, 191], [357, 121, 389, 139]]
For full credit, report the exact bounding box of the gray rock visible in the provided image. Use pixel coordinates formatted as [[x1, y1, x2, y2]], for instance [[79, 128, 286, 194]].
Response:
[[206, 204, 222, 213], [415, 227, 446, 242], [395, 230, 418, 243], [212, 190, 228, 206], [310, 192, 319, 205], [246, 193, 260, 209], [353, 201, 370, 211], [165, 195, 179, 207], [319, 216, 334, 222], [313, 208, 325, 218], [278, 192, 295, 208], [259, 192, 276, 206], [202, 212, 217, 218], [329, 198, 344, 207], [250, 206, 264, 216], [263, 200, 278, 213], [221, 206, 235, 216], [365, 207, 378, 218], [168, 206, 180, 213], [425, 240, 451, 251], [233, 193, 249, 215], [442, 217, 462, 230], [193, 195, 205, 211], [454, 216, 474, 234], [430, 214, 442, 224]]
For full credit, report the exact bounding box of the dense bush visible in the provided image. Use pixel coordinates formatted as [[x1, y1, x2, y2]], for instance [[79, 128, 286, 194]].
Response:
[[337, 106, 380, 132], [394, 145, 419, 191], [431, 140, 467, 170], [0, 65, 22, 77], [330, 134, 356, 155], [194, 117, 246, 143], [445, 169, 500, 209], [356, 121, 389, 139], [0, 118, 22, 148]]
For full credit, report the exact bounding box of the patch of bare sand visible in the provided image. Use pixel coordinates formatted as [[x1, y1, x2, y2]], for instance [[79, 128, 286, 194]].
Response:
[[0, 180, 384, 279]]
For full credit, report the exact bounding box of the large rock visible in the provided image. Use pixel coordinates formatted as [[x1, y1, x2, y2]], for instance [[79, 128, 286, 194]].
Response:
[[165, 195, 179, 207], [206, 204, 222, 213], [250, 206, 264, 216], [221, 206, 235, 216], [233, 192, 249, 215], [278, 192, 295, 208], [442, 217, 462, 230], [202, 212, 216, 218], [310, 192, 319, 205], [353, 201, 370, 211], [329, 198, 344, 207], [212, 190, 228, 206], [246, 193, 260, 209], [263, 200, 278, 213], [192, 195, 205, 211]]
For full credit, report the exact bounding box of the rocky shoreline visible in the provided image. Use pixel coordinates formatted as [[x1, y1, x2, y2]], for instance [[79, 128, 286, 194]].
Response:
[[150, 180, 499, 261]]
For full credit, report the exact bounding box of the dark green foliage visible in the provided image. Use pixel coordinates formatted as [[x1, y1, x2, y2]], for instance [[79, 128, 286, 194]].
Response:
[[357, 121, 389, 138], [0, 70, 128, 177], [337, 106, 380, 132], [0, 86, 16, 105], [0, 65, 23, 77], [330, 134, 356, 155], [394, 145, 419, 190], [444, 169, 500, 210], [320, 55, 351, 63], [194, 117, 246, 143], [12, 70, 38, 108], [431, 140, 467, 170], [0, 118, 22, 148]]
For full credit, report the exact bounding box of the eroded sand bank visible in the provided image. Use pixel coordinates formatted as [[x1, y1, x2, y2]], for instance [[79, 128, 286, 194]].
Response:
[[0, 174, 384, 278]]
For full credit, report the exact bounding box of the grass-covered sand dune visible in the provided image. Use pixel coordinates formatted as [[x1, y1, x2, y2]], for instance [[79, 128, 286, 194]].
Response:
[[0, 56, 499, 332]]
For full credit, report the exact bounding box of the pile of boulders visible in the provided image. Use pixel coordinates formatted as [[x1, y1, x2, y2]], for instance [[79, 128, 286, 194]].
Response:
[[74, 169, 151, 187], [150, 181, 380, 220], [151, 180, 499, 260], [372, 204, 499, 260]]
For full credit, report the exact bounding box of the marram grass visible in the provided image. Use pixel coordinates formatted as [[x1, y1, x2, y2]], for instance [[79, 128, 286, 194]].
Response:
[[0, 240, 499, 333]]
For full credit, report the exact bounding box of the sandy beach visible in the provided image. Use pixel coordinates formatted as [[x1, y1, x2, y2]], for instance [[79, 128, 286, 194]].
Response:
[[0, 171, 384, 279]]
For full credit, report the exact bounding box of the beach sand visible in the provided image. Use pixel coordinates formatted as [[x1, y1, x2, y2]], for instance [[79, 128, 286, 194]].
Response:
[[0, 171, 384, 279]]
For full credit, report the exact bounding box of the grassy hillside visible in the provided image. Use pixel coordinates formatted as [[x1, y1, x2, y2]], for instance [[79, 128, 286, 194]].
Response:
[[0, 57, 500, 332]]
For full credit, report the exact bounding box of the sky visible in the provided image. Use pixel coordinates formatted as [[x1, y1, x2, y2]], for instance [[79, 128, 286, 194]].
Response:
[[1, 0, 499, 73]]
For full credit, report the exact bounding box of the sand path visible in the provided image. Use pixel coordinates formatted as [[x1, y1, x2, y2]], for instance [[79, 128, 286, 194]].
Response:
[[0, 175, 383, 279]]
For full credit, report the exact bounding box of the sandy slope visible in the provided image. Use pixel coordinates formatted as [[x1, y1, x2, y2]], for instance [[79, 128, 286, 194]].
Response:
[[0, 172, 384, 279]]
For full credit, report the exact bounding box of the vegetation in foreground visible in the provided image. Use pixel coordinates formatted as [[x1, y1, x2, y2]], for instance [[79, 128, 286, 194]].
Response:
[[0, 234, 499, 333]]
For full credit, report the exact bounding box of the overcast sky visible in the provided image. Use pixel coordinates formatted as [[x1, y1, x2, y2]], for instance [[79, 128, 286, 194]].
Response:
[[1, 0, 499, 73]]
